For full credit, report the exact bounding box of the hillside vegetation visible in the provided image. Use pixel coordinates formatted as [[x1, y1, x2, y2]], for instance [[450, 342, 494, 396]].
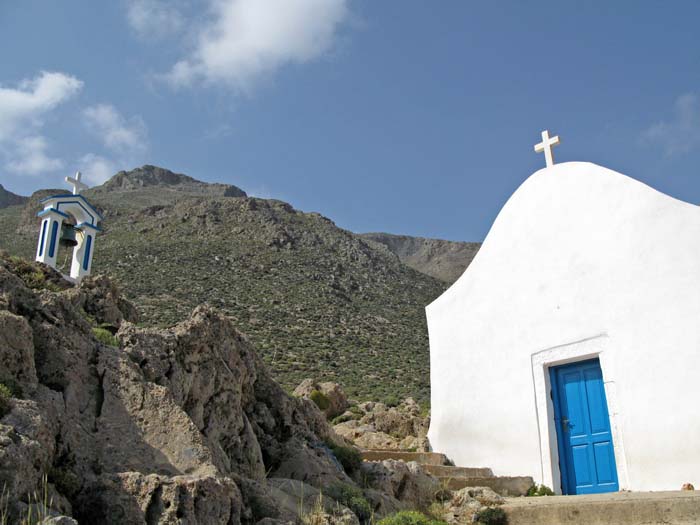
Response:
[[0, 166, 452, 403]]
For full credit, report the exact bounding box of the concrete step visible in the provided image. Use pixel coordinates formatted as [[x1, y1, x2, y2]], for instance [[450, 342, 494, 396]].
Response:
[[438, 475, 534, 496], [503, 491, 700, 524], [360, 450, 449, 465], [423, 464, 494, 478]]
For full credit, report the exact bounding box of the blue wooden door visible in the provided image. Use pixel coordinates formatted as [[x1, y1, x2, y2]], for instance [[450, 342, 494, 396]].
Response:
[[550, 358, 619, 494]]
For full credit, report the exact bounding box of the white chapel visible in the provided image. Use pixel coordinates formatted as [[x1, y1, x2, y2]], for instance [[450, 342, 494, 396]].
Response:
[[426, 132, 700, 495]]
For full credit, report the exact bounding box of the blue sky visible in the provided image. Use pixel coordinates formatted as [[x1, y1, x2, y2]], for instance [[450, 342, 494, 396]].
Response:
[[1, 1, 699, 241]]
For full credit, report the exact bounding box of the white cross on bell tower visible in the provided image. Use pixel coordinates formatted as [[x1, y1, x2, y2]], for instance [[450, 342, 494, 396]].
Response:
[[534, 130, 561, 168], [35, 171, 102, 282], [65, 171, 88, 195]]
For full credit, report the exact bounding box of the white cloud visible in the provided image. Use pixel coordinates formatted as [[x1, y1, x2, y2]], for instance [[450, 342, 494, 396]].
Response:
[[166, 0, 349, 89], [0, 71, 83, 140], [644, 93, 700, 156], [126, 0, 185, 39], [83, 104, 148, 154], [79, 105, 148, 186], [5, 136, 64, 175], [78, 153, 118, 185], [0, 71, 83, 176]]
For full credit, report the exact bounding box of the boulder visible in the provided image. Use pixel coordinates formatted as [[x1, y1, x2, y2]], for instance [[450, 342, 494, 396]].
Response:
[[334, 398, 430, 451], [294, 379, 349, 419], [270, 439, 352, 487], [74, 472, 242, 524], [0, 395, 59, 512], [65, 274, 138, 328], [361, 460, 439, 510], [268, 478, 359, 525], [436, 487, 505, 524], [362, 488, 406, 518], [39, 517, 79, 525]]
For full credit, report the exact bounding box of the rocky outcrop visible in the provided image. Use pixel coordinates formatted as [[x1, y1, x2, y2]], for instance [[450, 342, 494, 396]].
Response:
[[293, 380, 349, 419], [334, 399, 430, 452], [0, 255, 384, 524]]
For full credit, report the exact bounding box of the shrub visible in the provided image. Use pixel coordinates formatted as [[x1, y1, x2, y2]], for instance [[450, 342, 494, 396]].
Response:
[[92, 327, 119, 347], [301, 494, 326, 525], [309, 390, 330, 411], [526, 484, 554, 497], [0, 379, 22, 399], [328, 443, 362, 475], [6, 256, 62, 292], [0, 384, 11, 418], [474, 507, 507, 525], [331, 412, 359, 425], [382, 395, 400, 407], [377, 510, 447, 525], [325, 482, 372, 522]]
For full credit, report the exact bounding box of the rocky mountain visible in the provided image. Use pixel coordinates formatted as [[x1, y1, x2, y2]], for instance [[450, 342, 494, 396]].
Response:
[[0, 167, 448, 404], [360, 233, 480, 284], [0, 184, 27, 209], [0, 255, 450, 524], [95, 165, 247, 201]]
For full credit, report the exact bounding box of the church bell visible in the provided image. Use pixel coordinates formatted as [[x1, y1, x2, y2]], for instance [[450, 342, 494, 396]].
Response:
[[59, 224, 79, 247]]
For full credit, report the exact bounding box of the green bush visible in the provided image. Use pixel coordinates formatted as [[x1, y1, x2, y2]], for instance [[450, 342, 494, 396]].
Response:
[[382, 395, 400, 407], [0, 378, 22, 399], [6, 256, 62, 292], [309, 390, 330, 411], [328, 443, 362, 475], [474, 507, 507, 525], [325, 482, 372, 522], [377, 510, 447, 525], [331, 412, 359, 425], [526, 484, 554, 497], [92, 327, 119, 347], [0, 384, 12, 418]]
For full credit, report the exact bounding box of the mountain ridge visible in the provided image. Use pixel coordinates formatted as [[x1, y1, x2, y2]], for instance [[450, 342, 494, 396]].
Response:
[[0, 166, 476, 402], [0, 183, 28, 209], [360, 232, 480, 284]]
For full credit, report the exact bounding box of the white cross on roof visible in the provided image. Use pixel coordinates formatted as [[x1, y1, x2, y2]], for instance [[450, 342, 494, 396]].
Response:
[[534, 130, 561, 168], [65, 171, 89, 195]]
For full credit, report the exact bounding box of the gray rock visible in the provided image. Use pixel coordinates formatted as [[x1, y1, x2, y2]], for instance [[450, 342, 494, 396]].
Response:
[[294, 379, 349, 419], [268, 478, 359, 525], [0, 310, 37, 387], [39, 516, 79, 525], [75, 472, 241, 524], [334, 398, 430, 452], [361, 460, 440, 510], [0, 256, 366, 522]]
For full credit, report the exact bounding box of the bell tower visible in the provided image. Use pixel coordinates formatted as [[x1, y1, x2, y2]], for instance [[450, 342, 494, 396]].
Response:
[[35, 171, 103, 282]]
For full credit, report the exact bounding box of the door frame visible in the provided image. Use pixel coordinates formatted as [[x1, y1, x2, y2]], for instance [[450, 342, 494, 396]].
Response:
[[530, 334, 629, 494]]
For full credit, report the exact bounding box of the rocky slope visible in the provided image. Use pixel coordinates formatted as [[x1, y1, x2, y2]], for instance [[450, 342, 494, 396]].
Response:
[[0, 254, 454, 524], [0, 184, 27, 209], [360, 233, 480, 284], [0, 166, 446, 403]]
